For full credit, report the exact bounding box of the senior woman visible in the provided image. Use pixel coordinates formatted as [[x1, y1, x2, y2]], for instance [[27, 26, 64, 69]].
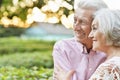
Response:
[[55, 9, 120, 80], [88, 9, 120, 80]]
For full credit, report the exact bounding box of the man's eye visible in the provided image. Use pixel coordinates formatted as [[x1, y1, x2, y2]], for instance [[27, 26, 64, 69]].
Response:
[[82, 21, 86, 24], [81, 21, 87, 25], [74, 19, 77, 23], [74, 20, 76, 23]]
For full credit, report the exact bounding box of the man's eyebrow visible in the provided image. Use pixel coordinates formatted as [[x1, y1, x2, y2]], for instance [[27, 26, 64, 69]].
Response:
[[81, 18, 89, 22]]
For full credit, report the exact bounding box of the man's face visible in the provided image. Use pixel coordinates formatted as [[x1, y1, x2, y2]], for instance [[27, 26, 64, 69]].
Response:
[[73, 8, 94, 44]]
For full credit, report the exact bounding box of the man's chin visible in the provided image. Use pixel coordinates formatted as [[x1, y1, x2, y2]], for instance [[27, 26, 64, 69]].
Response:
[[75, 37, 83, 42], [75, 36, 84, 40]]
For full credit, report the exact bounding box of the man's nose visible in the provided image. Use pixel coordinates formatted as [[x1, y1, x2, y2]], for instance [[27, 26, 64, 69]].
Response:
[[73, 22, 81, 30]]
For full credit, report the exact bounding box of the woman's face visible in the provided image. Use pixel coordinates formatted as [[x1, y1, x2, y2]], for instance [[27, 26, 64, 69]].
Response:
[[89, 20, 107, 51]]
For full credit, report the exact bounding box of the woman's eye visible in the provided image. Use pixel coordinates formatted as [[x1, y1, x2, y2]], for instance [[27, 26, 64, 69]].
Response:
[[92, 24, 98, 30], [93, 27, 97, 30]]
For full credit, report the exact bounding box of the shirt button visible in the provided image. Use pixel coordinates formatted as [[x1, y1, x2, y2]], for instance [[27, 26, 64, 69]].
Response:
[[89, 68, 92, 71]]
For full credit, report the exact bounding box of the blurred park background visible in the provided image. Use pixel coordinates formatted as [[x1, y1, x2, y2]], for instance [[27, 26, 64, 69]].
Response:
[[0, 0, 74, 80], [0, 0, 119, 79]]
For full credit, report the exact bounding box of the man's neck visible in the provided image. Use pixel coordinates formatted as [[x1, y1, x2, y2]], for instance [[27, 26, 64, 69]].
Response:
[[83, 41, 92, 53], [82, 42, 92, 53]]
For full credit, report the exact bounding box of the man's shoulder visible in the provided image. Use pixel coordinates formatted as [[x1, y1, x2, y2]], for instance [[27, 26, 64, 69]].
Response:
[[53, 37, 82, 51]]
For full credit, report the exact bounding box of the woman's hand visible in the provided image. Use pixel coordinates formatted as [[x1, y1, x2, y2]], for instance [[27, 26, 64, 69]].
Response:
[[54, 65, 75, 80]]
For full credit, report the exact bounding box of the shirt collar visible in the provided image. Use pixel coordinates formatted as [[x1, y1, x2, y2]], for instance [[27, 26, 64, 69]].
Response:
[[74, 37, 96, 55], [74, 37, 86, 54]]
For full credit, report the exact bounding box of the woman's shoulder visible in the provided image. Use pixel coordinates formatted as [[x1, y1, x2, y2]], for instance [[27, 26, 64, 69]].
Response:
[[98, 57, 120, 70], [89, 57, 120, 80], [106, 57, 120, 66]]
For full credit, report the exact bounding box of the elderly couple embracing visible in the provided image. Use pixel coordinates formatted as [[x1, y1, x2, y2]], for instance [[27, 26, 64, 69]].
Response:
[[52, 0, 120, 80]]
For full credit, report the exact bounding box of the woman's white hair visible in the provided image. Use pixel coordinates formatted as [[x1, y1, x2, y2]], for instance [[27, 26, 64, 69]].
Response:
[[76, 0, 108, 10], [94, 9, 120, 47]]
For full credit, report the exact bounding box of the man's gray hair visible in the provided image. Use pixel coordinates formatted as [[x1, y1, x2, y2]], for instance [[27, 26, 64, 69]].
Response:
[[94, 9, 120, 47], [76, 0, 108, 10]]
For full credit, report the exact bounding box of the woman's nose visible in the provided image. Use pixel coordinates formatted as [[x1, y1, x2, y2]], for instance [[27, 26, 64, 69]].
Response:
[[88, 31, 93, 38]]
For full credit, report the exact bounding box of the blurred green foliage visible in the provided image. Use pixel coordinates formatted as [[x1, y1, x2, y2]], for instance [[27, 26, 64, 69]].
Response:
[[0, 25, 26, 37], [0, 37, 55, 79], [0, 37, 55, 54], [0, 52, 53, 68], [0, 37, 55, 68], [0, 30, 56, 79], [0, 36, 55, 80], [0, 66, 53, 80]]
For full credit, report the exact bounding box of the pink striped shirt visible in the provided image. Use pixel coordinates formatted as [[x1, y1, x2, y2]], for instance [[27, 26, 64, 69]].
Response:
[[52, 38, 106, 80]]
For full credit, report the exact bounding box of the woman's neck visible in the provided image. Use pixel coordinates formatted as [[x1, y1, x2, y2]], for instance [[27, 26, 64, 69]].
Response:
[[106, 47, 120, 60]]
